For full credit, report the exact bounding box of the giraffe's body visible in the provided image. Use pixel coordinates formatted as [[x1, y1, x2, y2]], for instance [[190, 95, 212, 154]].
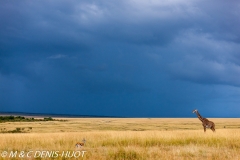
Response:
[[193, 109, 215, 132]]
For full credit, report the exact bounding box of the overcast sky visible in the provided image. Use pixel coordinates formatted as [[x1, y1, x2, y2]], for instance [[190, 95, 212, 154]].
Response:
[[1, 0, 240, 117]]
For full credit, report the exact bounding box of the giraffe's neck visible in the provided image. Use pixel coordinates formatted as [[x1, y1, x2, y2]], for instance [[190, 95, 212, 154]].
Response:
[[195, 111, 204, 122]]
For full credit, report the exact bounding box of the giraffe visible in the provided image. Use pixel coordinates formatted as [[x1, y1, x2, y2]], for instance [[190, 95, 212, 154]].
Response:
[[192, 109, 215, 132]]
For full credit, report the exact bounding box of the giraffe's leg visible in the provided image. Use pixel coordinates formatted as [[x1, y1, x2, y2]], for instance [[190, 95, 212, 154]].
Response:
[[211, 123, 215, 132], [202, 124, 206, 132], [211, 126, 215, 132]]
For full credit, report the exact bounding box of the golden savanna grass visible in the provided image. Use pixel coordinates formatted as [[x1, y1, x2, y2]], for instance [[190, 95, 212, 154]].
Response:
[[1, 118, 240, 159]]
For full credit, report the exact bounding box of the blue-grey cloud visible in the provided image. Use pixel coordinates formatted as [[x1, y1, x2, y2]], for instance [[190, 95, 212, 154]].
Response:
[[1, 0, 240, 117]]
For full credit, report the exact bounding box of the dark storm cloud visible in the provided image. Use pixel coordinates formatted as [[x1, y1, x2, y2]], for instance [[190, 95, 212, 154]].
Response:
[[162, 30, 240, 87], [1, 0, 240, 117]]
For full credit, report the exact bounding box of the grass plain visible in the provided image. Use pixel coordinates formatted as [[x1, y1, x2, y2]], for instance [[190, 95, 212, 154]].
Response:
[[0, 118, 240, 159]]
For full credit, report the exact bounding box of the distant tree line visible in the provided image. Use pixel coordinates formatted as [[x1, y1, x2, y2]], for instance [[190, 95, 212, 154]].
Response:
[[0, 116, 59, 123]]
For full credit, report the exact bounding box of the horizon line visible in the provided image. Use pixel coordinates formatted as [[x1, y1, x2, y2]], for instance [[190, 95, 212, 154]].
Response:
[[0, 111, 239, 118]]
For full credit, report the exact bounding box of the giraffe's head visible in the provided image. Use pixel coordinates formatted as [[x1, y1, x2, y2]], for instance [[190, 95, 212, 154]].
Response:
[[192, 109, 198, 113]]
